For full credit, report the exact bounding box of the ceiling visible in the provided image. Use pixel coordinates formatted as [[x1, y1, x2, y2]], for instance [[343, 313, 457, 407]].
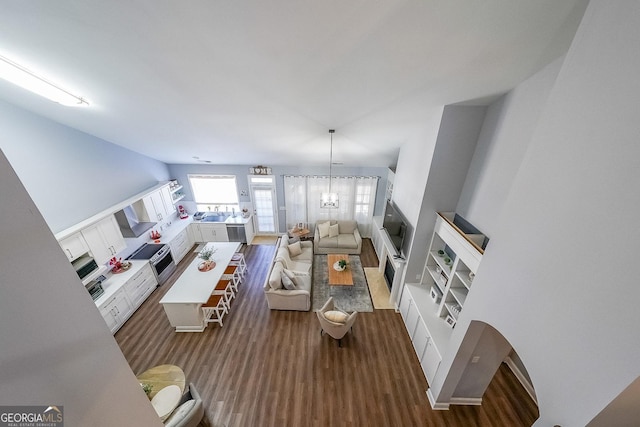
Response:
[[0, 1, 589, 168]]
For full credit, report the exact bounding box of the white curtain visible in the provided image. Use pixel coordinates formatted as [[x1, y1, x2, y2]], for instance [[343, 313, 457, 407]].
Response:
[[284, 175, 378, 236], [283, 175, 307, 230]]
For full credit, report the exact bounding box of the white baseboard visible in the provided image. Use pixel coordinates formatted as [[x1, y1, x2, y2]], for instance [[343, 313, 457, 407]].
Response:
[[426, 389, 450, 410], [449, 397, 482, 406], [504, 357, 537, 403]]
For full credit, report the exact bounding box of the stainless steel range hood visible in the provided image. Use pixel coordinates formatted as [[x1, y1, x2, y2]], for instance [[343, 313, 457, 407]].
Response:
[[114, 204, 156, 238]]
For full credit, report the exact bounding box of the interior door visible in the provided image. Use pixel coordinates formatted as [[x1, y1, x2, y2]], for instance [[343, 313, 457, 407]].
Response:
[[249, 175, 278, 235]]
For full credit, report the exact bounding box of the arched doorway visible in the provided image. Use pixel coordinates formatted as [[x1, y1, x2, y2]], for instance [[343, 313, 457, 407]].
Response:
[[437, 320, 537, 411]]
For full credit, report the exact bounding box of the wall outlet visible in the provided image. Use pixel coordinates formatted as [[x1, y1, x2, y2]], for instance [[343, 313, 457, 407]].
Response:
[[416, 274, 421, 280], [471, 356, 480, 364]]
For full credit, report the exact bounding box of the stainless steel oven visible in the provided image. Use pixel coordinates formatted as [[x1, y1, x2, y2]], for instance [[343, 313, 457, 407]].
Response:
[[127, 243, 176, 285]]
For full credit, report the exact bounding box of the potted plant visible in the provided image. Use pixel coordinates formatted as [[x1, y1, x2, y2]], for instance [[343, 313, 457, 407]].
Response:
[[140, 383, 153, 399], [197, 247, 217, 271], [334, 258, 349, 272]]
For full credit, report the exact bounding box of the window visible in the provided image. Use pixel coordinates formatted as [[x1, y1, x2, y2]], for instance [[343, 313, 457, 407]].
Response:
[[188, 174, 239, 212]]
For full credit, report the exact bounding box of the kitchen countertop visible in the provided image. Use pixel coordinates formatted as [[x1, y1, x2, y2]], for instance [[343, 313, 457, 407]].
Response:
[[95, 260, 151, 307], [191, 214, 252, 225], [150, 216, 193, 245], [159, 242, 241, 304]]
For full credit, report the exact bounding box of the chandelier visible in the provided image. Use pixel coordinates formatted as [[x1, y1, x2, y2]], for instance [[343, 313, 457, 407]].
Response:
[[320, 129, 339, 208]]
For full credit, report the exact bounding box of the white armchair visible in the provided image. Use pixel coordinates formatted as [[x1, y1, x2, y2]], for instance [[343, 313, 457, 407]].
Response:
[[316, 297, 358, 347]]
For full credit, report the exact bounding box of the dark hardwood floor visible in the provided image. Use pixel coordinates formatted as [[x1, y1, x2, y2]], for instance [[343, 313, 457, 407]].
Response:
[[115, 239, 538, 427]]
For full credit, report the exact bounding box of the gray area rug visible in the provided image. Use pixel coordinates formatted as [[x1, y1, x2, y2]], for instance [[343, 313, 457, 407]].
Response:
[[312, 255, 373, 312]]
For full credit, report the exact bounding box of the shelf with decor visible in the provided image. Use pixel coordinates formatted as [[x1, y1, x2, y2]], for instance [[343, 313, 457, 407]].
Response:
[[169, 181, 185, 204], [419, 212, 487, 329]]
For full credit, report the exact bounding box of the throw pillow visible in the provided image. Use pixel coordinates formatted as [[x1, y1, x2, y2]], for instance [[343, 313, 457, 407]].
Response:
[[329, 223, 339, 238], [164, 399, 196, 427], [283, 268, 304, 287], [318, 221, 331, 238], [288, 241, 302, 257], [269, 263, 284, 290], [281, 274, 296, 290], [324, 310, 348, 324]]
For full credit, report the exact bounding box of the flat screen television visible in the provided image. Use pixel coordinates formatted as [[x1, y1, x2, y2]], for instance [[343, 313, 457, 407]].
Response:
[[382, 200, 407, 255]]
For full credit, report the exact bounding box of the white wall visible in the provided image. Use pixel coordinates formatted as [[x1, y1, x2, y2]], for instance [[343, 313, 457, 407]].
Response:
[[456, 56, 563, 236], [391, 106, 444, 226], [0, 149, 161, 426], [168, 163, 389, 234], [0, 100, 170, 233], [436, 1, 640, 424], [401, 105, 486, 283]]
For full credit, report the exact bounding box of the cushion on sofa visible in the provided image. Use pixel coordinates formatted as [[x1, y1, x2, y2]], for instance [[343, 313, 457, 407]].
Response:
[[288, 241, 302, 257], [329, 224, 339, 238], [281, 274, 296, 290], [337, 234, 358, 249], [269, 262, 285, 290], [164, 399, 196, 427], [318, 221, 331, 238], [324, 310, 348, 324], [338, 221, 357, 234]]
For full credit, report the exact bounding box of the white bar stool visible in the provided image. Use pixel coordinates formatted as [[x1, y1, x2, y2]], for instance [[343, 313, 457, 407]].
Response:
[[229, 252, 247, 276], [222, 265, 242, 292], [202, 294, 226, 327], [213, 279, 234, 310]]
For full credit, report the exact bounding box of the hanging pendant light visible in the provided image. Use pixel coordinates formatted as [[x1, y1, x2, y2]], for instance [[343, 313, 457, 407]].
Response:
[[321, 129, 339, 208]]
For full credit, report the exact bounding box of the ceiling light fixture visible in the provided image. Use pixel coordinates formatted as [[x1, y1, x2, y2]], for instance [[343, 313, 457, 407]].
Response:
[[321, 129, 339, 209], [0, 54, 88, 106]]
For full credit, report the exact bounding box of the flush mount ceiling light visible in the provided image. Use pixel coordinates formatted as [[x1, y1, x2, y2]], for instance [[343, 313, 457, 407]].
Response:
[[0, 54, 88, 106], [321, 129, 339, 209]]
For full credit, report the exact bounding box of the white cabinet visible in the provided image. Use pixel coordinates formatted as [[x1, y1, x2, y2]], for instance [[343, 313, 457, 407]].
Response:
[[371, 216, 385, 260], [99, 288, 133, 334], [244, 218, 255, 244], [58, 232, 89, 261], [190, 223, 229, 243], [143, 185, 176, 224], [82, 215, 126, 264], [400, 286, 443, 385], [98, 263, 157, 334], [160, 185, 176, 217], [421, 338, 442, 384], [123, 263, 157, 308], [169, 228, 193, 264]]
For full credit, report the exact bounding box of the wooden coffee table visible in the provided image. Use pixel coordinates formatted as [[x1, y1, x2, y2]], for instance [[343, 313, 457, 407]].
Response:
[[327, 254, 353, 286], [136, 364, 186, 399]]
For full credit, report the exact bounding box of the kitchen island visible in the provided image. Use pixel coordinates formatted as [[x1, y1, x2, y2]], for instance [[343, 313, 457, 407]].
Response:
[[159, 242, 241, 332]]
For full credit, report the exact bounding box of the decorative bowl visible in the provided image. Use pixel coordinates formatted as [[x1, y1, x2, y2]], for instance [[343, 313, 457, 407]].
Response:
[[444, 257, 452, 266], [437, 250, 445, 257]]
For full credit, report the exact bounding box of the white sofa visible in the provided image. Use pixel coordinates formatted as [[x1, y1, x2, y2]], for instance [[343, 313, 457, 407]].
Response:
[[313, 220, 362, 254], [263, 236, 314, 311]]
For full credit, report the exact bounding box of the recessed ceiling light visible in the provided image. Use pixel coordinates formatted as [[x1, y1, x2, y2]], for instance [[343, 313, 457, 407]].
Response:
[[0, 54, 88, 106]]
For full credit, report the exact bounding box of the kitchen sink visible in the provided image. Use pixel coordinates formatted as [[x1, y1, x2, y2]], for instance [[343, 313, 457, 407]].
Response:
[[201, 215, 228, 222]]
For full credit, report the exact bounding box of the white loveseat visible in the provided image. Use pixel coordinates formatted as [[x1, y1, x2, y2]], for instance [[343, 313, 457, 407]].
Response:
[[263, 236, 314, 311], [313, 220, 362, 254]]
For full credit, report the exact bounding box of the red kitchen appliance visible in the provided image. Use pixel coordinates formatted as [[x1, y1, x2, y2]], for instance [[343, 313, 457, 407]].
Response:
[[178, 205, 188, 219]]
